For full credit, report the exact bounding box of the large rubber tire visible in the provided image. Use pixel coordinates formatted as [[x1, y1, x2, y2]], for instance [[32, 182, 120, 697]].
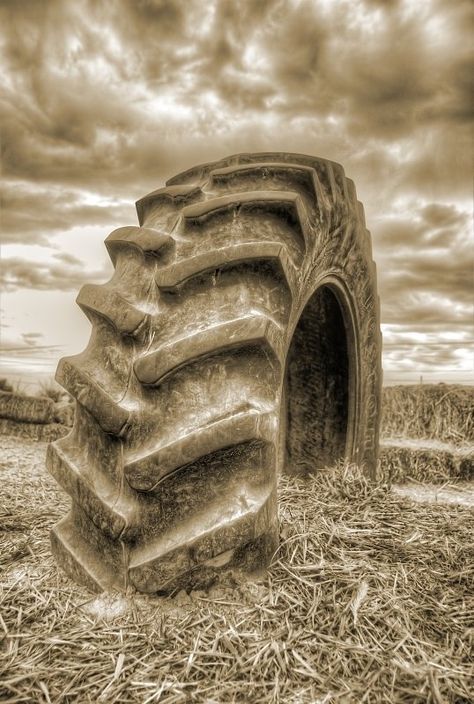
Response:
[[47, 152, 382, 594]]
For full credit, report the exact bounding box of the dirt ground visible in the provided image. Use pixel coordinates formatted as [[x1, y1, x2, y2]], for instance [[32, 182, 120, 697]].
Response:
[[1, 436, 473, 703]]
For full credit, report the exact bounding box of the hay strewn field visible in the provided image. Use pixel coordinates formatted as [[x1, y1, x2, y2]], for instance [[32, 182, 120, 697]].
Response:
[[381, 385, 474, 443], [379, 385, 473, 485], [1, 385, 473, 703]]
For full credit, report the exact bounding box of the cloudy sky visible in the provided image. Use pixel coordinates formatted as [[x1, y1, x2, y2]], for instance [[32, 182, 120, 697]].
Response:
[[1, 0, 473, 389]]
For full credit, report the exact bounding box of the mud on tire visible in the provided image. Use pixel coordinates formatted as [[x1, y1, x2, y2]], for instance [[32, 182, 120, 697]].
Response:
[[47, 153, 382, 593]]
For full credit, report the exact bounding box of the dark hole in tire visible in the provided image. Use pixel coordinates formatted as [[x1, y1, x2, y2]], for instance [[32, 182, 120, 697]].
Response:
[[284, 285, 350, 473]]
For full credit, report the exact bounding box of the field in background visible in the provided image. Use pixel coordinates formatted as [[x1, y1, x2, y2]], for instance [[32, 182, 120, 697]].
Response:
[[379, 385, 473, 485], [381, 385, 473, 443], [0, 384, 473, 702], [1, 381, 472, 483]]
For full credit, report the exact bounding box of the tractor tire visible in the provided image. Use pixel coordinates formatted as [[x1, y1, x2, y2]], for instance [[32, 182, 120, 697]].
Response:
[[47, 152, 382, 594]]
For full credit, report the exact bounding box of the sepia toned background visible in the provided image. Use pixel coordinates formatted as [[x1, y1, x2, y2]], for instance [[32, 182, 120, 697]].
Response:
[[1, 0, 472, 389]]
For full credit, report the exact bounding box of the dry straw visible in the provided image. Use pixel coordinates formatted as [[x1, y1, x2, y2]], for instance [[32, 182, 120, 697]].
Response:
[[1, 437, 473, 703], [380, 385, 473, 485], [381, 385, 474, 443]]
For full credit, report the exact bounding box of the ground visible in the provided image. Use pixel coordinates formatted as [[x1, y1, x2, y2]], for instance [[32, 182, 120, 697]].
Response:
[[1, 435, 473, 703]]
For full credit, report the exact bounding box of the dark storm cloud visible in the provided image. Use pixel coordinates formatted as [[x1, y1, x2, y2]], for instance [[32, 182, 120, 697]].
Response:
[[113, 0, 188, 81], [374, 204, 473, 327], [0, 0, 149, 192], [1, 0, 472, 372], [399, 128, 473, 200], [223, 0, 474, 137], [376, 203, 469, 249], [191, 18, 274, 112], [0, 255, 110, 292], [1, 84, 145, 192], [364, 0, 400, 7], [1, 183, 135, 244], [2, 0, 472, 188], [385, 343, 471, 370]]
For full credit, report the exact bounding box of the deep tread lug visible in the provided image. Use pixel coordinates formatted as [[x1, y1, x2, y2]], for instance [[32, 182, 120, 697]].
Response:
[[128, 487, 276, 593], [134, 313, 283, 386], [47, 441, 134, 539], [155, 240, 295, 291], [105, 226, 173, 265], [77, 284, 147, 335], [136, 185, 203, 225], [209, 161, 327, 214], [56, 357, 129, 435], [125, 405, 276, 490], [182, 191, 310, 251]]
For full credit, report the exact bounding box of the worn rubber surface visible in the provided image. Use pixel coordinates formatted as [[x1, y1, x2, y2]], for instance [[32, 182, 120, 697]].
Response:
[[47, 152, 382, 594]]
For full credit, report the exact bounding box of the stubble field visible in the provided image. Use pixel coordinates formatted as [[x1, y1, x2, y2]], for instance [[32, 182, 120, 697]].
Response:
[[0, 385, 473, 703]]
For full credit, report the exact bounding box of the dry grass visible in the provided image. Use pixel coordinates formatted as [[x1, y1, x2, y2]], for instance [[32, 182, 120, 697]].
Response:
[[1, 439, 473, 703], [0, 379, 14, 393], [36, 380, 71, 404], [380, 384, 473, 485], [379, 441, 473, 484], [381, 385, 474, 443]]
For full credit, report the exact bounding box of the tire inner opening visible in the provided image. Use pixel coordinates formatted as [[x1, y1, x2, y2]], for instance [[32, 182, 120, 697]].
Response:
[[284, 285, 350, 473]]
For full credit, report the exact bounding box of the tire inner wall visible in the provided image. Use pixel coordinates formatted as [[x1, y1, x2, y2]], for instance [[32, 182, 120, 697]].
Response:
[[284, 286, 349, 473]]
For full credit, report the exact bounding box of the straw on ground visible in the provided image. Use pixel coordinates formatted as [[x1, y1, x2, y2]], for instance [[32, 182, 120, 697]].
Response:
[[1, 437, 473, 703]]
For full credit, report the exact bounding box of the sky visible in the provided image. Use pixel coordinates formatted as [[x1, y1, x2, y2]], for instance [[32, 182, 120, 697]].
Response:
[[1, 0, 473, 389]]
